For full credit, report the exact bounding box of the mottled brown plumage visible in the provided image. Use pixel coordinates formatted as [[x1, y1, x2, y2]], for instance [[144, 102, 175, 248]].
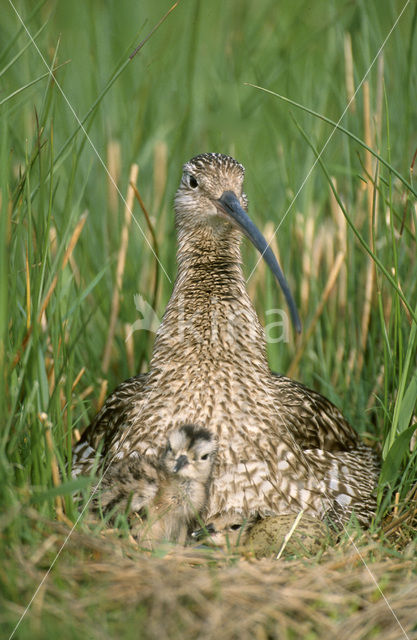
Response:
[[74, 152, 380, 528], [94, 424, 217, 545]]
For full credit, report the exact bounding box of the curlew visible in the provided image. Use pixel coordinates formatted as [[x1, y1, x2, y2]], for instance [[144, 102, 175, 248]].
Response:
[[192, 512, 332, 557], [94, 424, 217, 545], [74, 152, 379, 529]]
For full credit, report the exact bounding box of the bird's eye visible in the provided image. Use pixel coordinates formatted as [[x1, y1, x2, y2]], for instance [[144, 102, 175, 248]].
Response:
[[188, 175, 198, 189], [230, 524, 241, 531], [200, 453, 209, 460]]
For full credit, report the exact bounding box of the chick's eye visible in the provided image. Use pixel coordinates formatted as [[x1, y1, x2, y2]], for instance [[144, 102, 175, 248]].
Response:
[[200, 453, 209, 460], [188, 175, 198, 189]]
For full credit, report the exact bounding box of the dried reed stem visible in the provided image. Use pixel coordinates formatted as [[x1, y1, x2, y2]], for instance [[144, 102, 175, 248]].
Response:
[[25, 246, 31, 328], [71, 366, 86, 392], [44, 427, 61, 493], [12, 212, 88, 369], [41, 414, 72, 524], [301, 216, 315, 315], [130, 181, 160, 313], [376, 53, 384, 143], [344, 32, 356, 113], [107, 140, 121, 214], [287, 251, 346, 377], [97, 378, 108, 412], [153, 141, 167, 212], [102, 163, 139, 373], [39, 211, 88, 324], [356, 82, 377, 378], [329, 177, 347, 310], [393, 491, 400, 517], [124, 323, 135, 375], [328, 178, 347, 385]]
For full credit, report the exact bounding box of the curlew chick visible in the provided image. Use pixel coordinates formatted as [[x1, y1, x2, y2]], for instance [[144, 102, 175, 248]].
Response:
[[95, 424, 217, 546]]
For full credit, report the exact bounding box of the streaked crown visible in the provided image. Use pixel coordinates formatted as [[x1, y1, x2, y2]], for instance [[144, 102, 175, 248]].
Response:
[[175, 153, 248, 219]]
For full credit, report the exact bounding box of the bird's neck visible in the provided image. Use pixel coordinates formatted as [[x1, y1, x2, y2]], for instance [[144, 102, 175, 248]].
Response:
[[149, 223, 270, 374], [175, 222, 247, 298]]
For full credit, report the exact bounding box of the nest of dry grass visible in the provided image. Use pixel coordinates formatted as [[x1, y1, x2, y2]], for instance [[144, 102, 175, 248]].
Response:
[[2, 514, 417, 640]]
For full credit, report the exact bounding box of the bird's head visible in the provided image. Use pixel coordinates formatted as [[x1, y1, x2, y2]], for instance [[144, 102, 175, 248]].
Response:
[[192, 511, 255, 548], [175, 152, 247, 227], [163, 424, 218, 483], [174, 152, 301, 332]]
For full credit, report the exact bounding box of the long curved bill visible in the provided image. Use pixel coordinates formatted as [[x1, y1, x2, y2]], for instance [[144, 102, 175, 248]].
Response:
[[216, 190, 301, 333]]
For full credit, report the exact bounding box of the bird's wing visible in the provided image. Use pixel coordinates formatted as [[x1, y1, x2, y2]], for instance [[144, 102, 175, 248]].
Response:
[[271, 373, 359, 452], [72, 373, 149, 475], [96, 453, 162, 515]]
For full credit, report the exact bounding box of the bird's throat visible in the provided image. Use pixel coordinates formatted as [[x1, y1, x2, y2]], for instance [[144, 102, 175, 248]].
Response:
[[150, 225, 270, 375]]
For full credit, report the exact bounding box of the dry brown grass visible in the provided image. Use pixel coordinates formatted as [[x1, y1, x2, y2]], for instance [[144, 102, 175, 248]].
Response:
[[2, 513, 416, 640]]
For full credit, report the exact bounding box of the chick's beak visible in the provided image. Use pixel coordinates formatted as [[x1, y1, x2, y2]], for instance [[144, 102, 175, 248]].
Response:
[[173, 454, 189, 473], [215, 190, 301, 333]]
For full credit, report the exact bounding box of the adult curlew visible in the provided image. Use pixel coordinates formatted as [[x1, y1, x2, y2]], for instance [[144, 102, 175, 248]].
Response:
[[74, 152, 379, 529]]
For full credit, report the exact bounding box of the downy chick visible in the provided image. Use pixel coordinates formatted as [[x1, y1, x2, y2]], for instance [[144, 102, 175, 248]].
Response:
[[95, 424, 217, 546]]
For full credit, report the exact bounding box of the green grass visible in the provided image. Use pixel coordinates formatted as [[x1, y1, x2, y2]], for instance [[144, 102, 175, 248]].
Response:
[[1, 0, 416, 637]]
